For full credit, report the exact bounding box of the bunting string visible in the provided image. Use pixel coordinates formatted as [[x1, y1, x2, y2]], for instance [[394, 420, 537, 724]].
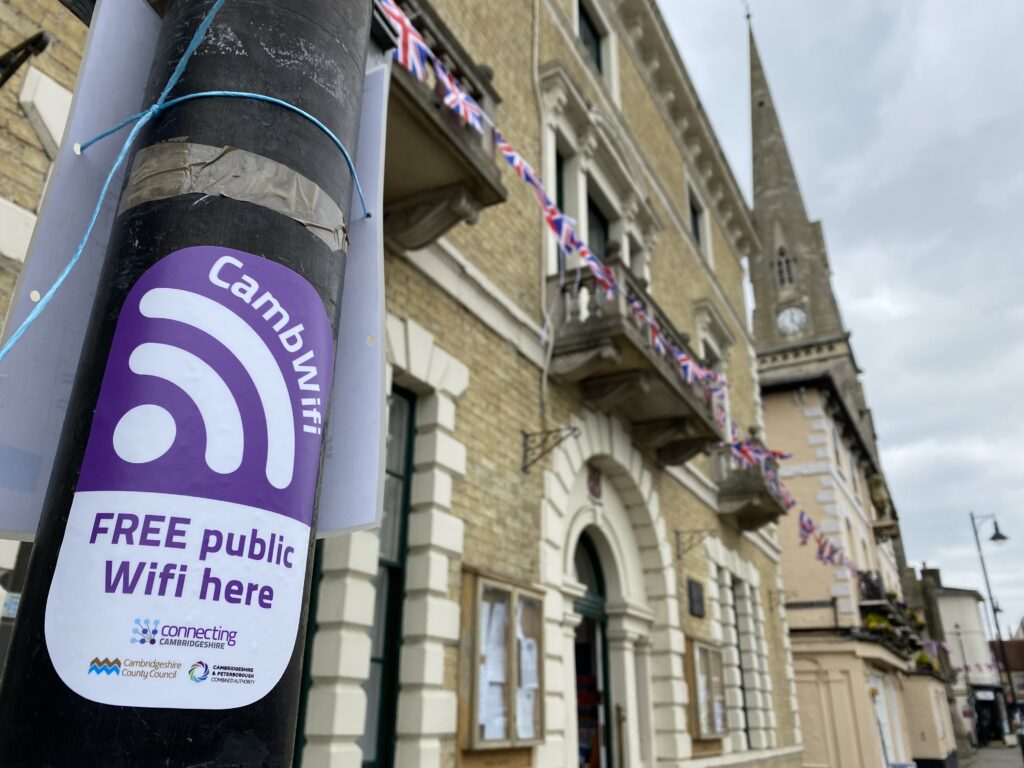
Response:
[[377, 0, 736, 428]]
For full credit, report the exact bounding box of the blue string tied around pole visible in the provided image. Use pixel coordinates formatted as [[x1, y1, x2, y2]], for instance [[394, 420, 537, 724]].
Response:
[[0, 0, 368, 365]]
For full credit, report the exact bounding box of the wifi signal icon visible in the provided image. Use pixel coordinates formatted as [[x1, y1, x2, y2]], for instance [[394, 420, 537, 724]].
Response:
[[110, 285, 296, 490]]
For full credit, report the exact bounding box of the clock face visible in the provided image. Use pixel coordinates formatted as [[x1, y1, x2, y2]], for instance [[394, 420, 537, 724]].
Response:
[[777, 306, 808, 336]]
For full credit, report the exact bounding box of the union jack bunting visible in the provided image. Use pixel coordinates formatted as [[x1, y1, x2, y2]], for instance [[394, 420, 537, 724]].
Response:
[[579, 246, 617, 298], [815, 534, 828, 563], [798, 511, 815, 545], [713, 406, 728, 433], [675, 349, 699, 383], [825, 542, 841, 565], [378, 0, 433, 81], [730, 440, 755, 468], [648, 318, 666, 356], [742, 439, 772, 466], [770, 448, 793, 461], [433, 62, 484, 132], [626, 293, 647, 324], [542, 198, 577, 252], [495, 131, 545, 198], [779, 480, 797, 509]]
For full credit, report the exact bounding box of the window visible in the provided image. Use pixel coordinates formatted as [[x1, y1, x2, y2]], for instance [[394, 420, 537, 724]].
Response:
[[555, 151, 566, 211], [832, 426, 844, 477], [851, 462, 860, 500], [588, 198, 610, 262], [470, 578, 544, 747], [578, 2, 602, 73], [689, 188, 704, 248], [694, 643, 726, 739], [776, 248, 794, 286], [688, 579, 705, 618], [359, 389, 416, 768]]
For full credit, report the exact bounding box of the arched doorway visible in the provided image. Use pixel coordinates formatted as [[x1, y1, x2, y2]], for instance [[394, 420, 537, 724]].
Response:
[[574, 532, 613, 767]]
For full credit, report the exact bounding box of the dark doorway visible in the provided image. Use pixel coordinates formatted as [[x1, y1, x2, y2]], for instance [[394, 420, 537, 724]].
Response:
[[574, 533, 612, 768], [974, 696, 1002, 746]]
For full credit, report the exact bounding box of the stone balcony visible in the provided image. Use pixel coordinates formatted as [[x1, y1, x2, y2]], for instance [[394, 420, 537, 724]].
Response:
[[380, 0, 506, 250], [712, 441, 788, 531], [872, 516, 900, 542], [547, 259, 723, 465], [857, 571, 922, 657]]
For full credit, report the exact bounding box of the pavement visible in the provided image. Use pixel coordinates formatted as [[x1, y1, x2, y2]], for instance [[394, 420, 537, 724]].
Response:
[[973, 746, 1024, 768]]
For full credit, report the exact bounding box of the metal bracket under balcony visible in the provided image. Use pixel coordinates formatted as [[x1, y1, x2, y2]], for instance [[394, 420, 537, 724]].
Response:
[[547, 260, 723, 465], [383, 0, 506, 250]]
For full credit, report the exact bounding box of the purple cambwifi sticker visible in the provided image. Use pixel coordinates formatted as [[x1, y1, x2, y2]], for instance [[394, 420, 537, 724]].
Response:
[[45, 246, 334, 709]]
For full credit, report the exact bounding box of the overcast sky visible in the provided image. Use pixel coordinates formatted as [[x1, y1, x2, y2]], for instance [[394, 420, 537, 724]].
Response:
[[662, 0, 1024, 636]]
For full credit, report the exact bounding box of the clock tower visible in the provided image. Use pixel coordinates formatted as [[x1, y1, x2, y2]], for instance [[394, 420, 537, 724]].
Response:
[[747, 25, 881, 465], [748, 26, 846, 352]]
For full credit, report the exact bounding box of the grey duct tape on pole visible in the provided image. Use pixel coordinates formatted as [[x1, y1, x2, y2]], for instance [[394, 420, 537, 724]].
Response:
[[119, 142, 351, 252], [0, 0, 371, 765]]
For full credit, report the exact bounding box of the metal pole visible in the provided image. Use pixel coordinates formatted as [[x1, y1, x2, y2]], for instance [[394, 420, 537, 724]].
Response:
[[0, 0, 370, 764], [956, 623, 977, 746], [971, 512, 1020, 719]]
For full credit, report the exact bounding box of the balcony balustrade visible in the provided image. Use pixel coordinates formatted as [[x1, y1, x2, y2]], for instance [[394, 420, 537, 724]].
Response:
[[547, 259, 724, 465], [712, 438, 789, 531]]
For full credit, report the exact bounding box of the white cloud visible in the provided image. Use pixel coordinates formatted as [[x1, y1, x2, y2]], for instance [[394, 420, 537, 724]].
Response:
[[662, 0, 1024, 627]]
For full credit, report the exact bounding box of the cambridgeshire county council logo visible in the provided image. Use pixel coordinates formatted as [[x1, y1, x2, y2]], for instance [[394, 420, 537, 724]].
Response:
[[131, 617, 160, 646], [88, 657, 121, 676], [189, 661, 210, 683]]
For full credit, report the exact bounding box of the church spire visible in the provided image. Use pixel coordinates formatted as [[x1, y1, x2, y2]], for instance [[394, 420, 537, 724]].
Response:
[[750, 27, 808, 224], [748, 26, 847, 352]]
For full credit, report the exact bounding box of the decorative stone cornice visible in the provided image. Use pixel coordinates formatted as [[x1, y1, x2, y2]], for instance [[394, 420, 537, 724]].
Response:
[[607, 0, 760, 259]]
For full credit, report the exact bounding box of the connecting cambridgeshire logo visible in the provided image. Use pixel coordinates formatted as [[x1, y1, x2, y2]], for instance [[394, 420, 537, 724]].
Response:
[[131, 617, 160, 646], [189, 661, 210, 683], [88, 657, 121, 676]]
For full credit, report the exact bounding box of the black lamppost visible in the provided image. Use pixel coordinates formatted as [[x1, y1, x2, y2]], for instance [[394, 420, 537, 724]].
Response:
[[969, 511, 1019, 724]]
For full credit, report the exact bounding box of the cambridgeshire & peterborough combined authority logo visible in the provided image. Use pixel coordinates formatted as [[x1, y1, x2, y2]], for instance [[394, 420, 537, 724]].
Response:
[[88, 657, 121, 676], [189, 661, 210, 683]]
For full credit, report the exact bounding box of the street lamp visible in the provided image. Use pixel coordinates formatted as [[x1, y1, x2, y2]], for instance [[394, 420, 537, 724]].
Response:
[[969, 511, 1019, 724]]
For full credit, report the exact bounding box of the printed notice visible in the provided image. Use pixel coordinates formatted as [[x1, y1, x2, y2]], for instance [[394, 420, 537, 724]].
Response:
[[44, 246, 334, 709]]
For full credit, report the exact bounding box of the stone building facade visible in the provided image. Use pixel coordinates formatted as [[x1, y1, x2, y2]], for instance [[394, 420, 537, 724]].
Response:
[[748, 26, 956, 768], [1, 1, 807, 766]]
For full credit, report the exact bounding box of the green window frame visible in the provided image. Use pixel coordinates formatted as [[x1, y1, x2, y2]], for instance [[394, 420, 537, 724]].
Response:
[[292, 388, 416, 768], [361, 388, 417, 768], [578, 2, 603, 73], [587, 198, 609, 263]]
